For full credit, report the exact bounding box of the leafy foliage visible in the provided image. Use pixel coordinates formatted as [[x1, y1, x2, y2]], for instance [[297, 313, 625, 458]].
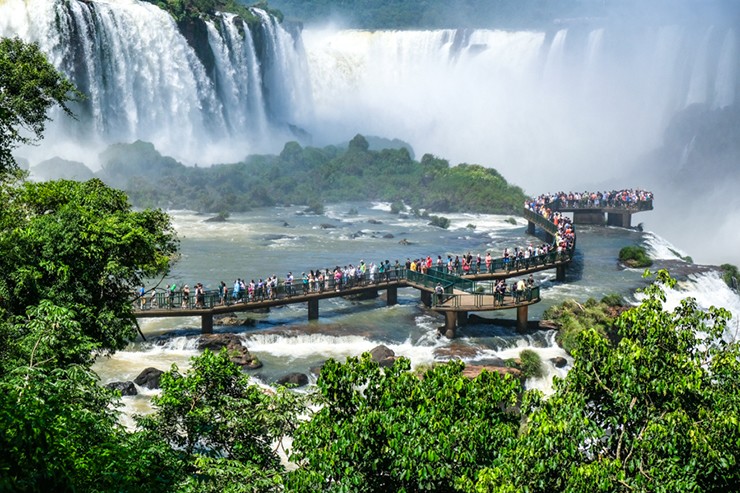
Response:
[[138, 349, 306, 492], [543, 297, 623, 355], [473, 270, 740, 492], [268, 0, 595, 29], [97, 138, 527, 215], [0, 178, 179, 365], [518, 349, 544, 379], [720, 263, 740, 290], [619, 245, 653, 268], [0, 37, 80, 174], [287, 354, 521, 492], [142, 0, 275, 23]]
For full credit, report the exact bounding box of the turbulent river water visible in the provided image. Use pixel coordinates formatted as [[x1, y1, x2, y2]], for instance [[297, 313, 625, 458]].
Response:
[[92, 203, 740, 424]]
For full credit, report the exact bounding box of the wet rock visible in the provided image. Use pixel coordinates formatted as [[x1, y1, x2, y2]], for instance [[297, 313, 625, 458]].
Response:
[[134, 367, 164, 389], [309, 361, 327, 375], [106, 380, 137, 396], [275, 372, 309, 387], [320, 223, 336, 229], [367, 219, 383, 224], [383, 233, 395, 239], [198, 333, 262, 369], [370, 345, 396, 367], [398, 238, 412, 245], [434, 343, 480, 359], [550, 356, 568, 368], [462, 365, 522, 380]]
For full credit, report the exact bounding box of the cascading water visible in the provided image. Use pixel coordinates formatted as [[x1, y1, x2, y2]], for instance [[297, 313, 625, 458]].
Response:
[[0, 0, 311, 166], [301, 23, 738, 193]]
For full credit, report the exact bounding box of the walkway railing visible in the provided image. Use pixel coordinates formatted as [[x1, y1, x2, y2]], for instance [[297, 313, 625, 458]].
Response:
[[432, 286, 540, 309]]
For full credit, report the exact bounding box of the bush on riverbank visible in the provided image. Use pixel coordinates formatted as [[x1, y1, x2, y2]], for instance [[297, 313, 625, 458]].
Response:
[[720, 263, 740, 290], [619, 245, 653, 268], [518, 349, 544, 379], [544, 296, 625, 355]]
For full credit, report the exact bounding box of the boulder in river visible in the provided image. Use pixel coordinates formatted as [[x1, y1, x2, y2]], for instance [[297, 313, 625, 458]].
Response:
[[134, 367, 164, 389], [106, 380, 138, 396], [369, 345, 396, 368], [275, 372, 309, 387], [198, 333, 262, 369]]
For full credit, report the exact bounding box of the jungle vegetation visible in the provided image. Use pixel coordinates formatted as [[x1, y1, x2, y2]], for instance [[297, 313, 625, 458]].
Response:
[[95, 136, 528, 216], [2, 36, 740, 493]]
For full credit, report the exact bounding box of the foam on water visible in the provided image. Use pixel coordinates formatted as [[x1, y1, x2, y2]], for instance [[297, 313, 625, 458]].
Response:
[[643, 231, 691, 261]]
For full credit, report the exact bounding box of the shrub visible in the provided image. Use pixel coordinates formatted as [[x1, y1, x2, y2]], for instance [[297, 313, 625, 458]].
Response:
[[619, 245, 653, 268], [429, 215, 450, 229], [519, 349, 544, 378]]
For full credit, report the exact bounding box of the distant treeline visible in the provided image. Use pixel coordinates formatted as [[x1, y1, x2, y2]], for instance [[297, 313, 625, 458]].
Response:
[[266, 0, 582, 29], [96, 135, 526, 214]]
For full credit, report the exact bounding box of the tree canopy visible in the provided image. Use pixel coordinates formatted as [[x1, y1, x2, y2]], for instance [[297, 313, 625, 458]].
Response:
[[95, 138, 527, 215], [0, 37, 80, 174]]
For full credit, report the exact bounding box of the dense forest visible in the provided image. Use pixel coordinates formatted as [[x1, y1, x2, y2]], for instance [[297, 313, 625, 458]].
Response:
[[262, 0, 734, 29], [3, 36, 740, 492], [67, 135, 528, 215]]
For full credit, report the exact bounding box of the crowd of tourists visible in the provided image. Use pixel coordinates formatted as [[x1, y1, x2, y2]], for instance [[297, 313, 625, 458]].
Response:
[[528, 189, 653, 210], [137, 198, 578, 310]]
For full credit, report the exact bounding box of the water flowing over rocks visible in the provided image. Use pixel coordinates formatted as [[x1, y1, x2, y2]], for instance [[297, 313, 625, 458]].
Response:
[[198, 333, 262, 369], [550, 357, 568, 368], [106, 381, 138, 396], [462, 365, 522, 380], [275, 372, 309, 387]]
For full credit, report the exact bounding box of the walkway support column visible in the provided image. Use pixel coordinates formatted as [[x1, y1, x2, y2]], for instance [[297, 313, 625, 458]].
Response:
[[556, 265, 566, 282], [308, 298, 319, 320], [420, 290, 432, 308], [527, 221, 535, 235], [607, 212, 632, 228], [573, 211, 605, 225], [386, 286, 398, 306], [444, 312, 457, 339], [516, 305, 528, 333], [202, 313, 213, 334]]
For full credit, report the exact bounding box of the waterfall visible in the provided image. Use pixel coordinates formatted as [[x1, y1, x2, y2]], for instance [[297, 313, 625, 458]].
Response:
[[0, 0, 310, 167], [0, 0, 737, 190], [713, 29, 737, 109], [301, 24, 739, 192]]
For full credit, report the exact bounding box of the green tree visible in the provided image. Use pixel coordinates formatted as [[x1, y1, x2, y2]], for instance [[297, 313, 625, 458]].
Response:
[[287, 355, 521, 492], [0, 178, 179, 366], [0, 37, 80, 174], [139, 348, 305, 492], [473, 270, 740, 492]]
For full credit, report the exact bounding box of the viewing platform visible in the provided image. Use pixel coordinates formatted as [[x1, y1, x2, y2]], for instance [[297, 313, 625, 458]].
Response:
[[133, 199, 577, 338], [545, 194, 653, 228]]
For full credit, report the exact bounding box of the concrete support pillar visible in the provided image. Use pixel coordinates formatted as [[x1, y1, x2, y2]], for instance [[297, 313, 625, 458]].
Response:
[[386, 286, 398, 306], [420, 290, 432, 308], [573, 211, 605, 225], [527, 221, 535, 235], [556, 265, 566, 282], [444, 312, 457, 338], [516, 305, 528, 333], [607, 212, 632, 228], [545, 232, 554, 244], [308, 298, 319, 320], [202, 314, 213, 334]]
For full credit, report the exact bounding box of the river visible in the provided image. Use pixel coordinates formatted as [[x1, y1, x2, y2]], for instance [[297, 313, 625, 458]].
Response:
[[92, 202, 740, 424]]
